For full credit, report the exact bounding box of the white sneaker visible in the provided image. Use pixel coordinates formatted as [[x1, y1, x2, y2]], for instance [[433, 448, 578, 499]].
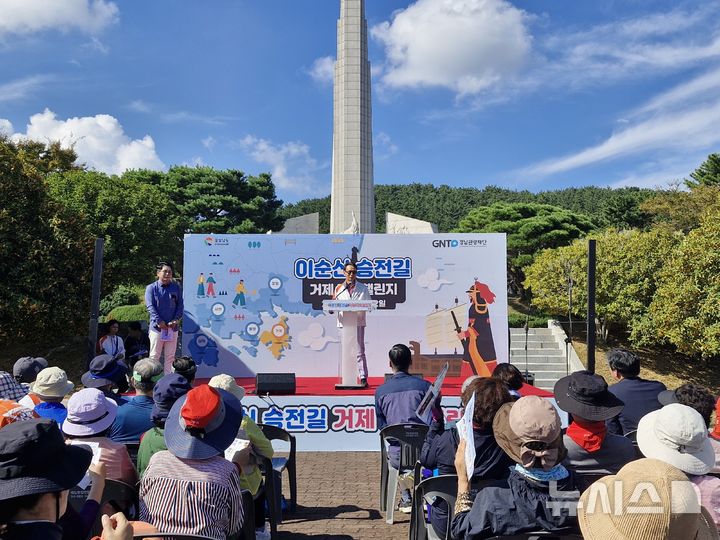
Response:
[[255, 525, 271, 540]]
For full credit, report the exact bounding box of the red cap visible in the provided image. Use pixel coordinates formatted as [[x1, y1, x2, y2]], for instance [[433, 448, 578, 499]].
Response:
[[180, 385, 221, 429]]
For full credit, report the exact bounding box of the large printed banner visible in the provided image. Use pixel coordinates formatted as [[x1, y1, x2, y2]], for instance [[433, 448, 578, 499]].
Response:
[[182, 233, 508, 378], [241, 395, 463, 451]]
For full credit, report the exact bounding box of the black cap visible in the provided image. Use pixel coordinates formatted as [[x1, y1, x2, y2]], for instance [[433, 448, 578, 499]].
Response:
[[0, 419, 92, 500], [554, 370, 625, 421], [81, 354, 128, 388]]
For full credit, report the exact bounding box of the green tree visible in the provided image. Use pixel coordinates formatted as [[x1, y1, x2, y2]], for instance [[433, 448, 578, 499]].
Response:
[[685, 153, 720, 188], [524, 229, 681, 342], [47, 170, 182, 290], [0, 136, 94, 341], [598, 188, 654, 229], [130, 166, 284, 234], [646, 207, 720, 358], [456, 203, 596, 299], [641, 184, 720, 233]]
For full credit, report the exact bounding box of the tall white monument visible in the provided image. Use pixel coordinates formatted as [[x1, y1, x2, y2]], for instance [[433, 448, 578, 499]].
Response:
[[330, 0, 376, 234]]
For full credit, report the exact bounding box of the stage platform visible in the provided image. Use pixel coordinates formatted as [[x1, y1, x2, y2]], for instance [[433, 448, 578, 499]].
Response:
[[195, 376, 553, 399]]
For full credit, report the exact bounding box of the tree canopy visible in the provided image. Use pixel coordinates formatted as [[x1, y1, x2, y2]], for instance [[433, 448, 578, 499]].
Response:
[[456, 202, 596, 297], [685, 154, 720, 189], [0, 136, 94, 341]]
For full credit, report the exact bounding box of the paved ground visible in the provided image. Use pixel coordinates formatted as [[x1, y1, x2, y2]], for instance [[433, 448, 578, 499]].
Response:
[[276, 452, 410, 540]]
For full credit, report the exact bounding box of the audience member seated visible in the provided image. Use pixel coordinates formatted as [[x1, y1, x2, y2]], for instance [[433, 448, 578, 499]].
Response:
[[492, 363, 525, 399], [109, 358, 163, 443], [97, 319, 126, 360], [140, 384, 244, 539], [554, 370, 635, 489], [58, 462, 106, 540], [0, 418, 92, 540], [136, 373, 191, 476], [82, 354, 130, 406], [62, 388, 138, 486], [659, 383, 720, 473], [420, 377, 514, 536], [0, 399, 37, 428], [0, 369, 28, 402], [605, 348, 666, 435], [578, 458, 719, 539], [172, 355, 197, 385], [124, 321, 150, 369], [452, 395, 579, 539], [375, 343, 441, 513], [209, 374, 274, 540], [18, 366, 73, 425], [637, 403, 720, 529], [13, 356, 48, 390]]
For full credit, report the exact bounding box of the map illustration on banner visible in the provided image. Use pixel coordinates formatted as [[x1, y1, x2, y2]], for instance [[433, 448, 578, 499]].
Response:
[[182, 233, 508, 379]]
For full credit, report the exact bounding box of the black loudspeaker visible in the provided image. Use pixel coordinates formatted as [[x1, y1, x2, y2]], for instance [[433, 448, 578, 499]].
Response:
[[255, 373, 296, 395]]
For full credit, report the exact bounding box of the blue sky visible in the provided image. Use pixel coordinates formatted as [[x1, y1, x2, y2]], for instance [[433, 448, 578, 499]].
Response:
[[1, 0, 719, 203]]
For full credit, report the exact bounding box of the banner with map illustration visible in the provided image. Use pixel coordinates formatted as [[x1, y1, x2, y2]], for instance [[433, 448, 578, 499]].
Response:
[[182, 233, 508, 378]]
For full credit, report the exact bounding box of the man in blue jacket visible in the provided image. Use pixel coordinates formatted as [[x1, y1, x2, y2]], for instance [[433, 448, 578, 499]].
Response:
[[145, 262, 183, 373], [605, 348, 666, 435], [375, 343, 440, 513]]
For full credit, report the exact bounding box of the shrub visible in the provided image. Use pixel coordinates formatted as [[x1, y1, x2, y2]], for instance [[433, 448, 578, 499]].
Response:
[[100, 284, 145, 316], [107, 304, 149, 322], [508, 314, 548, 328]]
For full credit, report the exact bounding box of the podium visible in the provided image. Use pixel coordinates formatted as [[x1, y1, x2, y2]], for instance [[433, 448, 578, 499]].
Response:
[[323, 299, 376, 389]]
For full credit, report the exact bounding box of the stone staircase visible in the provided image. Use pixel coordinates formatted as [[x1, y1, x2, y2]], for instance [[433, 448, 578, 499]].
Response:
[[509, 327, 571, 392]]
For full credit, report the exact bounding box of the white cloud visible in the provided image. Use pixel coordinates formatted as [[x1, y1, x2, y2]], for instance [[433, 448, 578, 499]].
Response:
[[520, 67, 720, 180], [0, 0, 119, 36], [0, 119, 13, 135], [201, 135, 216, 150], [82, 36, 109, 54], [308, 56, 334, 84], [238, 135, 327, 194], [375, 131, 398, 159], [160, 111, 228, 126], [9, 108, 164, 175], [0, 75, 52, 103], [417, 268, 452, 291], [371, 0, 531, 96], [127, 99, 150, 113], [298, 322, 338, 351]]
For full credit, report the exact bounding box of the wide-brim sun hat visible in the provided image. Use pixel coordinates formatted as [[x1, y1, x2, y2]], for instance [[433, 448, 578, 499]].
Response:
[[637, 403, 715, 476], [62, 388, 118, 437], [164, 384, 243, 460], [554, 370, 624, 421], [81, 354, 128, 388], [30, 366, 74, 398], [0, 418, 92, 501], [492, 396, 566, 470], [208, 374, 246, 401], [579, 458, 718, 540]]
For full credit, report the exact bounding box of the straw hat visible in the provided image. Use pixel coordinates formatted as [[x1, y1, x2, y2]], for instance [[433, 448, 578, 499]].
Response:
[[579, 458, 718, 540]]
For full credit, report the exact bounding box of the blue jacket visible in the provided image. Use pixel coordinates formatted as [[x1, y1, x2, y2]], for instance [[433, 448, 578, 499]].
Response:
[[145, 280, 183, 332], [109, 395, 154, 443], [375, 372, 432, 468], [606, 377, 666, 435]]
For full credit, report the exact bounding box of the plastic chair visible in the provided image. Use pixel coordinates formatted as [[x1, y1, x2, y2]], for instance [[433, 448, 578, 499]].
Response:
[[572, 471, 607, 492], [257, 423, 297, 513], [624, 430, 643, 458], [409, 474, 458, 540], [379, 423, 429, 524], [240, 488, 256, 540], [69, 479, 138, 537], [259, 455, 281, 540]]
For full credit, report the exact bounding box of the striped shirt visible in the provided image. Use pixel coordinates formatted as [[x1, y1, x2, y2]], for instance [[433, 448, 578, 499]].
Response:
[[140, 450, 243, 539]]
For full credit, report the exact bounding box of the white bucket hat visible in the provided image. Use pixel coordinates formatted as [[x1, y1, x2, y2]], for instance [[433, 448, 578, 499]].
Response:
[[30, 367, 74, 398], [637, 403, 715, 476], [208, 374, 246, 402]]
